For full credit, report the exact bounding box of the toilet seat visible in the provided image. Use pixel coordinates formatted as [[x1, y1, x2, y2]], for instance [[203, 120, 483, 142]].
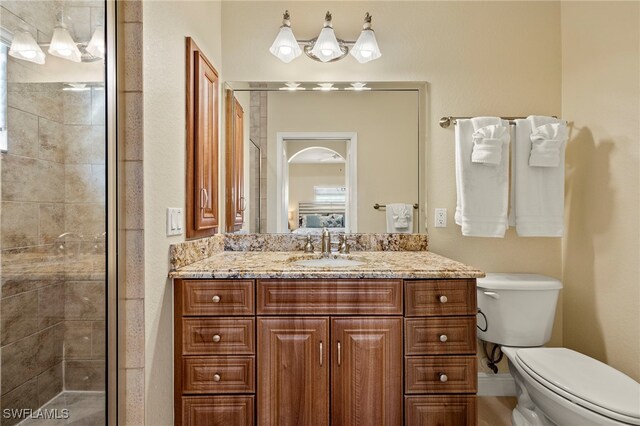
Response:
[[514, 348, 640, 425]]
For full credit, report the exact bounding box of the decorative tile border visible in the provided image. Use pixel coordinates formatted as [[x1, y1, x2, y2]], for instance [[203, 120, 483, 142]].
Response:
[[170, 233, 429, 271]]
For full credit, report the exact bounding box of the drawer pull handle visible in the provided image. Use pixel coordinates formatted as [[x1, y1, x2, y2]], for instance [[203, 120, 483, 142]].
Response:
[[212, 334, 221, 343], [439, 295, 448, 303], [439, 373, 448, 383], [319, 342, 323, 367], [439, 334, 448, 343], [213, 373, 221, 382], [337, 341, 341, 366], [212, 295, 221, 303]]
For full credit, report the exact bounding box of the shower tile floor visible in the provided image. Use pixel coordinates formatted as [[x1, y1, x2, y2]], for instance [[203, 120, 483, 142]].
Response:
[[18, 392, 105, 426]]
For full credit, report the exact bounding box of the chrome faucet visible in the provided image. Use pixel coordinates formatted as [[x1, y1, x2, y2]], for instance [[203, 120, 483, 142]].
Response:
[[321, 228, 332, 257]]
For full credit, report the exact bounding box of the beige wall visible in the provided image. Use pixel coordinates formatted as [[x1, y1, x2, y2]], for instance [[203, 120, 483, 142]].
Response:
[[142, 1, 222, 424], [561, 1, 640, 381], [224, 1, 563, 347], [267, 90, 420, 233]]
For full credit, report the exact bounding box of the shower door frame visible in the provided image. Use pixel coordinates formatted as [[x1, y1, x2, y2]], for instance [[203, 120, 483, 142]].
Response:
[[105, 0, 119, 424]]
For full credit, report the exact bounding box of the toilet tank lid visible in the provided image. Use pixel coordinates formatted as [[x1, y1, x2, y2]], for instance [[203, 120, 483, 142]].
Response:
[[477, 273, 562, 290]]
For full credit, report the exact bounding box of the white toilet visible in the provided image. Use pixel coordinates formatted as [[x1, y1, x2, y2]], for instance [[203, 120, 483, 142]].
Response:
[[477, 273, 640, 426]]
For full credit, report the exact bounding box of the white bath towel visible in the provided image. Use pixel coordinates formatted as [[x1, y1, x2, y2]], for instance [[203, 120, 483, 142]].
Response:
[[386, 203, 413, 233], [472, 123, 510, 165], [455, 117, 511, 237], [513, 116, 566, 237], [529, 115, 568, 167]]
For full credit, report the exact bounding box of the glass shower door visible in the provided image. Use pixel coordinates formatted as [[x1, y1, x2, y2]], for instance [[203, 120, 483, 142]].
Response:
[[0, 1, 108, 424]]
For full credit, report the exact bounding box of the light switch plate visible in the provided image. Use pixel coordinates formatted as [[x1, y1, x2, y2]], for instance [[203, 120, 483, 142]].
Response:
[[435, 208, 447, 228], [166, 208, 183, 236]]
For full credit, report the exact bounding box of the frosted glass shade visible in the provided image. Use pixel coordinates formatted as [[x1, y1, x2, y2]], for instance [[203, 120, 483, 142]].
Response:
[[48, 26, 81, 62], [269, 26, 302, 63], [350, 29, 381, 63], [310, 27, 342, 62], [86, 26, 105, 59], [8, 30, 45, 64]]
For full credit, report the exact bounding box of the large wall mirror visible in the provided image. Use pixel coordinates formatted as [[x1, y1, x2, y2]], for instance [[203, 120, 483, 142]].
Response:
[[225, 82, 424, 234]]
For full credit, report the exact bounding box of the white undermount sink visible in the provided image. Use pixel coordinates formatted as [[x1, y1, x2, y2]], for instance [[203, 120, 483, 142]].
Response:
[[292, 256, 365, 268]]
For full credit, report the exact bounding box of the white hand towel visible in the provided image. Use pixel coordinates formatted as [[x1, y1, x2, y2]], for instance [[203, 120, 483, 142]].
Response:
[[455, 117, 510, 237], [513, 116, 566, 237], [529, 115, 568, 167], [472, 124, 510, 165], [386, 203, 413, 233]]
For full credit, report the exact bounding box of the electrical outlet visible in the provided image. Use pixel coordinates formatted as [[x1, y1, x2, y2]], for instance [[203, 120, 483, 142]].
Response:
[[435, 208, 447, 228], [166, 208, 183, 236]]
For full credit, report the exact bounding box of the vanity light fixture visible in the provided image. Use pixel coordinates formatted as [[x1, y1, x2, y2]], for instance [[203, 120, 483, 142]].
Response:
[[279, 82, 306, 91], [313, 83, 338, 91], [270, 10, 381, 64], [269, 11, 303, 63], [345, 82, 371, 91], [8, 29, 45, 64], [48, 13, 82, 62], [85, 25, 104, 59]]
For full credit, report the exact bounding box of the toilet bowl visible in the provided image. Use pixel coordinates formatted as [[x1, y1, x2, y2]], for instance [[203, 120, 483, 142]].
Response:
[[477, 273, 640, 426]]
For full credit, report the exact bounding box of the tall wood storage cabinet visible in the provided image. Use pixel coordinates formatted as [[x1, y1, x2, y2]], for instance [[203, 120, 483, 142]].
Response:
[[185, 37, 219, 238], [225, 92, 245, 232]]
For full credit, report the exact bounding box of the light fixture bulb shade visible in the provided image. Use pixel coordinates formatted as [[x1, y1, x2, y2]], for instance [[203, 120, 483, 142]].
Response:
[[48, 25, 82, 62], [8, 30, 45, 64], [86, 25, 104, 59], [310, 27, 342, 62], [350, 29, 381, 63], [269, 26, 302, 63]]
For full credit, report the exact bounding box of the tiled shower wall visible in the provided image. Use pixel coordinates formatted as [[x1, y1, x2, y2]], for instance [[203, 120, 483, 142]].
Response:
[[0, 82, 106, 421], [249, 89, 267, 232]]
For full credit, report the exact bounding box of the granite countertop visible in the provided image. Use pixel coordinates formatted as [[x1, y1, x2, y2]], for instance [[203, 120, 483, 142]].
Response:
[[169, 250, 484, 280]]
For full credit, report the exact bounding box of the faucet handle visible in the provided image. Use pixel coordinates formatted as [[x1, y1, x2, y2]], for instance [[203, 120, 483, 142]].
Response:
[[303, 236, 315, 253], [338, 233, 350, 254]]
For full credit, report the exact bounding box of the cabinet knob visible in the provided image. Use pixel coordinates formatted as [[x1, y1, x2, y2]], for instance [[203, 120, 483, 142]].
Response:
[[213, 374, 221, 382], [212, 295, 221, 303], [439, 334, 448, 343], [439, 295, 448, 303], [212, 334, 221, 343], [439, 373, 448, 383]]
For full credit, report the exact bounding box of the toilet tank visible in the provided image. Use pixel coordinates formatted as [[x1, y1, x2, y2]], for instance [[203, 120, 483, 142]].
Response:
[[477, 273, 562, 347]]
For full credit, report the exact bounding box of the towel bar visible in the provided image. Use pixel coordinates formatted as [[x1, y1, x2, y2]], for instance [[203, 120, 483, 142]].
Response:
[[374, 203, 419, 210], [439, 115, 558, 128]]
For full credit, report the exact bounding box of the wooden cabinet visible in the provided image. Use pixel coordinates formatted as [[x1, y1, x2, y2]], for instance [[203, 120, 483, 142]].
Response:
[[257, 318, 329, 426], [225, 92, 245, 232], [331, 318, 403, 426], [175, 278, 477, 426], [186, 37, 219, 238]]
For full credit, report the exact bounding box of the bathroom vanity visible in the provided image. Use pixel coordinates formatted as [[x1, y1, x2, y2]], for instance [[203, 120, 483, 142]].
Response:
[[171, 248, 483, 426]]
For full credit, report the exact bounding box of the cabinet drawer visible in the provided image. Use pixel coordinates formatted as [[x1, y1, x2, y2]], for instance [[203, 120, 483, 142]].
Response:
[[257, 279, 402, 315], [182, 396, 254, 426], [405, 396, 477, 426], [405, 280, 476, 317], [183, 318, 255, 355], [182, 280, 254, 316], [405, 317, 476, 355], [182, 356, 255, 394], [405, 356, 477, 394]]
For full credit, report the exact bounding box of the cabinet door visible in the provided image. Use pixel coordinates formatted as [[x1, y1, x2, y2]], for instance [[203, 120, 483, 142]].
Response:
[[225, 93, 245, 232], [186, 37, 219, 238], [258, 318, 329, 426], [331, 318, 403, 426]]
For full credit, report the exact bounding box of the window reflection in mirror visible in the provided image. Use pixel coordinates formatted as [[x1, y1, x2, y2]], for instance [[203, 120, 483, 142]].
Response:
[[226, 83, 422, 234]]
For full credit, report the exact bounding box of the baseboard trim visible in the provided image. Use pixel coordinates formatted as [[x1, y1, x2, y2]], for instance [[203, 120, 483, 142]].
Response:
[[478, 372, 516, 396]]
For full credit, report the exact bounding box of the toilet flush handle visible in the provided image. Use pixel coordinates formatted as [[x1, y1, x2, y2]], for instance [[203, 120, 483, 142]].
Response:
[[483, 291, 500, 300]]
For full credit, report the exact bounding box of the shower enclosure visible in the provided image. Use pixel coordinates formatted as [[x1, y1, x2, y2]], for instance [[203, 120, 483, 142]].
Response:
[[0, 1, 114, 424]]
